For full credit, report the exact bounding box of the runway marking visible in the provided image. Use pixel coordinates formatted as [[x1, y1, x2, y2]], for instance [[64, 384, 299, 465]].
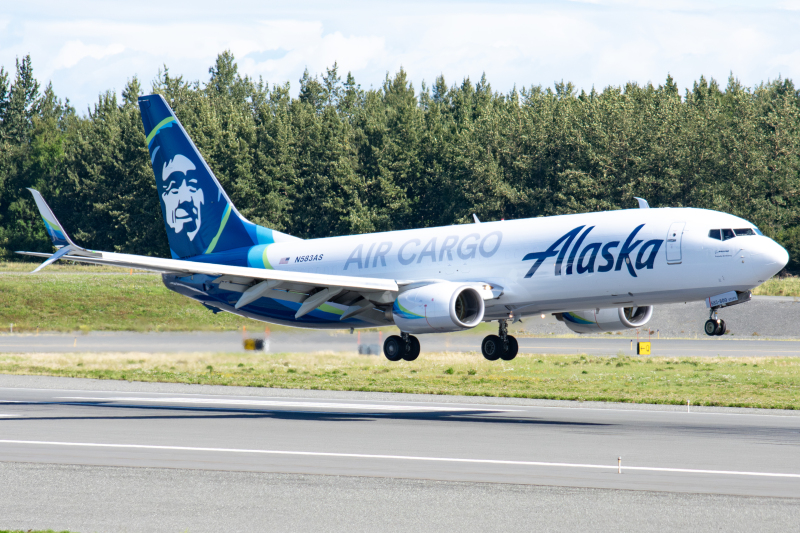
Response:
[[1, 440, 799, 479], [55, 397, 521, 412], [0, 414, 18, 417]]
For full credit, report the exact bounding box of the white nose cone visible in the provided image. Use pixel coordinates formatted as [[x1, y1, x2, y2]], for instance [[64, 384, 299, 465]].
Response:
[[758, 237, 789, 278], [767, 238, 790, 269]]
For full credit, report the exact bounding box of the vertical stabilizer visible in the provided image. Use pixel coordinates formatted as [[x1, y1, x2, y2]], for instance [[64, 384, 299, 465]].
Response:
[[138, 94, 297, 259]]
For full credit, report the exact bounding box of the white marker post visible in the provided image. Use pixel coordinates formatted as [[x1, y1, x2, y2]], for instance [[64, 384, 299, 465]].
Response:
[[618, 456, 622, 474]]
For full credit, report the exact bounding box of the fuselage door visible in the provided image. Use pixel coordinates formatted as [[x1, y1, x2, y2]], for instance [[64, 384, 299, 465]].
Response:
[[666, 222, 685, 264]]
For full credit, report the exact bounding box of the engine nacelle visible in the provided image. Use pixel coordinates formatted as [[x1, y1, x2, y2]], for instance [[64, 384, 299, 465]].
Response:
[[393, 282, 485, 334], [555, 306, 654, 334]]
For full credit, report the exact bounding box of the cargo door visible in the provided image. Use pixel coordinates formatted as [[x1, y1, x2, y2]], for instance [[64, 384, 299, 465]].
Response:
[[666, 222, 685, 264]]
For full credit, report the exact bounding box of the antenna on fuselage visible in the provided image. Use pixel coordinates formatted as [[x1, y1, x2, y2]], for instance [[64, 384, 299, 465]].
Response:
[[473, 214, 481, 223]]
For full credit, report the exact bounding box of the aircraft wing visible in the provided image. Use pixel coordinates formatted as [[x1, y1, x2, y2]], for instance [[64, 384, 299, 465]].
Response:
[[16, 249, 397, 292], [18, 188, 399, 322], [17, 248, 399, 322]]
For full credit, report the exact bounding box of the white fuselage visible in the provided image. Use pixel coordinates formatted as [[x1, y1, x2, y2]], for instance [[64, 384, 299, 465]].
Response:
[[257, 207, 787, 321]]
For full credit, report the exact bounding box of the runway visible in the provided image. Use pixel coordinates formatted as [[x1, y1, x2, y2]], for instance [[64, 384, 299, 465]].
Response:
[[2, 330, 800, 357], [1, 375, 798, 532], [1, 375, 799, 496]]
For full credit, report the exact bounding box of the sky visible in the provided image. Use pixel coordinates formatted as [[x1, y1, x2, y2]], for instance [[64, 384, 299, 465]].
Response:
[[3, 0, 800, 112]]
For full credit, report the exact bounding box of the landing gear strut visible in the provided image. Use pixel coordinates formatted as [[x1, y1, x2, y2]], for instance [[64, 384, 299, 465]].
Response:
[[383, 333, 421, 361], [482, 320, 518, 361], [704, 309, 727, 337]]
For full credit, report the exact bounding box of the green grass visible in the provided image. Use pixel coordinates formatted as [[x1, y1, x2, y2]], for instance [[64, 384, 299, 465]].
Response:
[[0, 270, 262, 332], [752, 275, 800, 297], [2, 351, 799, 410], [0, 260, 136, 273]]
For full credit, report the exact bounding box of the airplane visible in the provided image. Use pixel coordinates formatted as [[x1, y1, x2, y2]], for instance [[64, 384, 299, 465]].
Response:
[[18, 94, 789, 362]]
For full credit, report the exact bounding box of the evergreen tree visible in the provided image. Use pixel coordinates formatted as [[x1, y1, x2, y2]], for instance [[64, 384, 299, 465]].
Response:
[[1, 51, 800, 274]]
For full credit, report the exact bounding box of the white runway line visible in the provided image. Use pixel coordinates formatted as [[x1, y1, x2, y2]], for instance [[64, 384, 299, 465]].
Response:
[[56, 397, 520, 412], [1, 439, 799, 479]]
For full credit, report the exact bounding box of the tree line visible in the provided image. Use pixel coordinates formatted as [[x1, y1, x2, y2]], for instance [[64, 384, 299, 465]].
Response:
[[1, 51, 799, 271]]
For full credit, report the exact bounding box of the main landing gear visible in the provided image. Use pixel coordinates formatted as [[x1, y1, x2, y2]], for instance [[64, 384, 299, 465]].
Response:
[[482, 320, 519, 361], [704, 309, 727, 336], [383, 332, 421, 361]]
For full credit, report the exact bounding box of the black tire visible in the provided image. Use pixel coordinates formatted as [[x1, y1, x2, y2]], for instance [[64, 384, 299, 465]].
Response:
[[717, 320, 727, 336], [403, 336, 421, 361], [500, 335, 519, 361], [704, 320, 718, 337], [383, 335, 405, 361], [482, 335, 502, 361]]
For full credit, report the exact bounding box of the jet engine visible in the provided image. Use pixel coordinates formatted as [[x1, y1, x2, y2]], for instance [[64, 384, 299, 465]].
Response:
[[392, 282, 485, 334], [555, 306, 654, 334]]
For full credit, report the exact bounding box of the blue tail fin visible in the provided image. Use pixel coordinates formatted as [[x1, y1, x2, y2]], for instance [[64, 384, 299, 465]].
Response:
[[138, 94, 298, 259]]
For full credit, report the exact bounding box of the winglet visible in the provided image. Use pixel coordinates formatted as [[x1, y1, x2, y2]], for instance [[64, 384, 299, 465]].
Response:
[[28, 188, 75, 248], [25, 189, 100, 273], [634, 197, 650, 209]]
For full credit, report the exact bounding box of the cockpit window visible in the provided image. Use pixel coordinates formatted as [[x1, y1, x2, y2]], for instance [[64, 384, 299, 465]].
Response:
[[710, 229, 741, 240], [754, 227, 763, 235]]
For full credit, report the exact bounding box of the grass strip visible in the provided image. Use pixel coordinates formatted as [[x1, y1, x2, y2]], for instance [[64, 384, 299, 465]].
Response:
[[2, 351, 799, 410], [0, 263, 797, 333], [752, 276, 800, 297], [0, 271, 259, 332]]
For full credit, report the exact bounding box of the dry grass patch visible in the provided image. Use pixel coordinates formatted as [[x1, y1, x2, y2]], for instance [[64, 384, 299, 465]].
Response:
[[2, 351, 799, 409]]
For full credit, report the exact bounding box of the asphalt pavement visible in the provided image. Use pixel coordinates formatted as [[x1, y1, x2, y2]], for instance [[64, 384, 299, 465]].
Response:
[[2, 330, 800, 357], [0, 375, 799, 532], [2, 294, 800, 531]]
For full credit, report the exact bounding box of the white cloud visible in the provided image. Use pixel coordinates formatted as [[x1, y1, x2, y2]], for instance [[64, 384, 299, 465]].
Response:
[[53, 40, 125, 69]]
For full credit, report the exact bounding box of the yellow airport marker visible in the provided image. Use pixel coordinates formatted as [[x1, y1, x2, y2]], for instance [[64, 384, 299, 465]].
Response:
[[637, 341, 651, 355]]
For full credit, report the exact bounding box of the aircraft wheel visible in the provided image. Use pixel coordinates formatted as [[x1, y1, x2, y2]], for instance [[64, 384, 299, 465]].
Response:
[[716, 320, 727, 336], [704, 320, 718, 337], [500, 335, 519, 361], [481, 335, 502, 361], [403, 336, 421, 361], [383, 335, 405, 361]]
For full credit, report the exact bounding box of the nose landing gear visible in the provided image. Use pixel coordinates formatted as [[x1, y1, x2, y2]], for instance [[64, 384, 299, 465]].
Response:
[[482, 320, 519, 361], [383, 332, 421, 361], [704, 310, 727, 336]]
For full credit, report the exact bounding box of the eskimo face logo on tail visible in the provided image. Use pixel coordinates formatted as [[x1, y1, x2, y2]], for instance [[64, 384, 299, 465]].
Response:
[[161, 154, 204, 241]]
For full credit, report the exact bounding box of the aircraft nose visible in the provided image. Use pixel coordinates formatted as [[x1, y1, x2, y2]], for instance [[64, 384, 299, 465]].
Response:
[[758, 237, 789, 272], [768, 238, 789, 268]]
